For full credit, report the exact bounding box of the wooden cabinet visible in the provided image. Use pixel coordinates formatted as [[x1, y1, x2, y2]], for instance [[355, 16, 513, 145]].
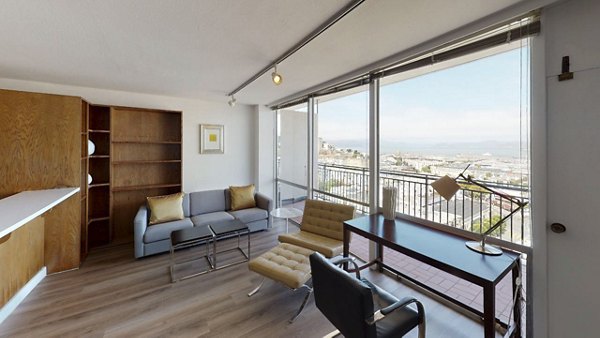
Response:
[[85, 105, 182, 249], [0, 88, 182, 260], [0, 89, 82, 273], [80, 101, 89, 259]]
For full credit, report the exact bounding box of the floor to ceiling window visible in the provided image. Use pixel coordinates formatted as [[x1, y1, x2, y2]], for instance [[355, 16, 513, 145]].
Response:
[[379, 44, 531, 246], [313, 86, 369, 214], [313, 86, 370, 260], [272, 16, 535, 335]]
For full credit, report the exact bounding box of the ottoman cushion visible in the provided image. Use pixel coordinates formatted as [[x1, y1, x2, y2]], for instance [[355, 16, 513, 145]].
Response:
[[248, 243, 314, 289]]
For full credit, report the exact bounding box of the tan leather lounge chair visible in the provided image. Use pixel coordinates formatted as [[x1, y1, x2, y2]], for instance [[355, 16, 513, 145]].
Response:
[[247, 199, 355, 322], [278, 199, 355, 257]]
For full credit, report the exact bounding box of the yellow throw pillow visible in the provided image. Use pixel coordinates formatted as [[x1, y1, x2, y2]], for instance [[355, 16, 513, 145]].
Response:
[[147, 192, 185, 225], [230, 184, 256, 211]]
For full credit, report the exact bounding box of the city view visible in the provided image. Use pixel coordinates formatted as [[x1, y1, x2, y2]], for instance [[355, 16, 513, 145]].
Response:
[[316, 138, 530, 245], [279, 46, 531, 246]]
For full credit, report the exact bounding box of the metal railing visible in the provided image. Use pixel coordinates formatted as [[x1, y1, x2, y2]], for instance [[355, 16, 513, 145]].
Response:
[[316, 163, 530, 245]]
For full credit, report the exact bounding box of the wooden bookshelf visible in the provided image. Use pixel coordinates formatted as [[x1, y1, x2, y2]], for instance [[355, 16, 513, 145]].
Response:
[[110, 107, 182, 244], [87, 105, 111, 249], [82, 105, 182, 249]]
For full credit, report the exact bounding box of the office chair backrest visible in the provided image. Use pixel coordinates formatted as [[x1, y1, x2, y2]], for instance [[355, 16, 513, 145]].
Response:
[[301, 199, 355, 241], [310, 253, 376, 338]]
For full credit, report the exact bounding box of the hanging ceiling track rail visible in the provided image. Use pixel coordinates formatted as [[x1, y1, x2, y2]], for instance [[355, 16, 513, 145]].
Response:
[[271, 11, 540, 110], [226, 0, 366, 97]]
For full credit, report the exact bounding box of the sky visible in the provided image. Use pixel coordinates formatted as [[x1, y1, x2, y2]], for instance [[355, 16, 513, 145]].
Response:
[[315, 47, 529, 157]]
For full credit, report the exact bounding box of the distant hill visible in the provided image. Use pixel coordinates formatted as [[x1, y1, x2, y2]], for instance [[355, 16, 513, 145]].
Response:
[[325, 139, 525, 158]]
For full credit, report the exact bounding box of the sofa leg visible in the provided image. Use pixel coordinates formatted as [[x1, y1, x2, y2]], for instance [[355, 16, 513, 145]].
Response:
[[248, 278, 265, 297]]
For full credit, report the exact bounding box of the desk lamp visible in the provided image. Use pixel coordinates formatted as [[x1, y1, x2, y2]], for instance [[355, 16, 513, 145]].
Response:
[[431, 165, 528, 256]]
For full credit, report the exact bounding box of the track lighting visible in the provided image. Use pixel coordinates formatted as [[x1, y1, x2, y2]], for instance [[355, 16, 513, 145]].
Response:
[[228, 95, 236, 107], [271, 65, 282, 85]]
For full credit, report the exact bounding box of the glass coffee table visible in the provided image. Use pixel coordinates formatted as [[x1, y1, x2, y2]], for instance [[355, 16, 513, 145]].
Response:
[[270, 207, 303, 233]]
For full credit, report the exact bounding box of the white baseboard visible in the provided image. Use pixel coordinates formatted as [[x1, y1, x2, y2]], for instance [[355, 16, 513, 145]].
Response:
[[0, 267, 46, 325]]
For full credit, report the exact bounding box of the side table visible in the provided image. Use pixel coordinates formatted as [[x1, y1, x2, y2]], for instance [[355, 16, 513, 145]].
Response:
[[270, 207, 303, 233], [209, 219, 250, 270], [170, 226, 215, 283]]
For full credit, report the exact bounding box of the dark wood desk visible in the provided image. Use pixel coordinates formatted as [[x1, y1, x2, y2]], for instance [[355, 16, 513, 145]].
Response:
[[343, 214, 521, 338]]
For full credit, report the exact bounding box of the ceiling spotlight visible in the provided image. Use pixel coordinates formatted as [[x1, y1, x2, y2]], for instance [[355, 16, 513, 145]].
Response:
[[271, 65, 283, 85], [228, 95, 236, 107]]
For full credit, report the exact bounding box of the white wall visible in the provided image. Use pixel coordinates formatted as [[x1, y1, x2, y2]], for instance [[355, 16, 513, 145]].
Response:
[[543, 0, 600, 337], [254, 105, 275, 199], [0, 78, 257, 192], [530, 16, 548, 338], [278, 109, 308, 202]]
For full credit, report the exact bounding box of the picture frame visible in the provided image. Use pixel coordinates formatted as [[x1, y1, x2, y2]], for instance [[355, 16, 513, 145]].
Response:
[[200, 124, 224, 154]]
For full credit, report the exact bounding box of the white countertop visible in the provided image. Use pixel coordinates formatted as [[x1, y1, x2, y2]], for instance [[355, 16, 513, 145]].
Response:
[[0, 187, 80, 239]]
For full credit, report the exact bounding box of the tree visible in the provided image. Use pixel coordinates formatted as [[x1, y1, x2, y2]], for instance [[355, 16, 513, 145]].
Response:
[[472, 215, 506, 237], [319, 179, 344, 192], [422, 165, 432, 173]]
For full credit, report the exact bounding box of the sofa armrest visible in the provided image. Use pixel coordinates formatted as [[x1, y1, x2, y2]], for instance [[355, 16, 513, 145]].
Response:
[[134, 205, 148, 258], [255, 192, 273, 212]]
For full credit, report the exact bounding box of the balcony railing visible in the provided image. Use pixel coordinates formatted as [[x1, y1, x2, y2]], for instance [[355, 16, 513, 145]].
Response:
[[315, 163, 530, 246]]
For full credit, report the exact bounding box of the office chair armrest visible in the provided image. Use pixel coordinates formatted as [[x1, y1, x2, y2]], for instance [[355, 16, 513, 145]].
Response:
[[330, 256, 361, 279], [366, 297, 425, 325], [381, 296, 421, 315]]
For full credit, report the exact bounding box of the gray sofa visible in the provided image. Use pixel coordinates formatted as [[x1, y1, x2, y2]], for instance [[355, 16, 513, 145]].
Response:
[[134, 189, 272, 258]]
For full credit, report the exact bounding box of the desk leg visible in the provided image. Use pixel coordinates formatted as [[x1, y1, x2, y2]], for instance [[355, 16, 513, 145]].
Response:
[[343, 226, 350, 271], [512, 260, 522, 338], [377, 243, 384, 272], [483, 283, 495, 338]]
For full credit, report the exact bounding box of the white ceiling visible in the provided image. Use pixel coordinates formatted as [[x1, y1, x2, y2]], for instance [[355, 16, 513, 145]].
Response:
[[0, 0, 529, 105]]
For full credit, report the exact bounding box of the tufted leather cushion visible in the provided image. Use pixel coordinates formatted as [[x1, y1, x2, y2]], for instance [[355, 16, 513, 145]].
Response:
[[248, 243, 313, 289], [278, 231, 344, 258], [301, 199, 355, 241]]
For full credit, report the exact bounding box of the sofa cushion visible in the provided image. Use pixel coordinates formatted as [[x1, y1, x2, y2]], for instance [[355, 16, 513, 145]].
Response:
[[147, 192, 185, 225], [228, 208, 268, 224], [144, 218, 193, 243], [190, 190, 226, 215], [182, 193, 190, 217], [229, 184, 256, 211], [191, 211, 234, 227]]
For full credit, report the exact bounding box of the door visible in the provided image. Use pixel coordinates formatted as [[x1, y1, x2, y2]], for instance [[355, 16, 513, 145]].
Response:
[[545, 1, 600, 336]]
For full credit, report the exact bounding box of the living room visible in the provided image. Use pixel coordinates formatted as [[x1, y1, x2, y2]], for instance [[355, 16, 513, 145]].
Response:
[[1, 0, 599, 337]]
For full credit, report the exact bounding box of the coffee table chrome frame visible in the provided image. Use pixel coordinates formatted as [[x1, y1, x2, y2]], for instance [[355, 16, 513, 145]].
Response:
[[212, 227, 251, 270], [169, 235, 216, 283]]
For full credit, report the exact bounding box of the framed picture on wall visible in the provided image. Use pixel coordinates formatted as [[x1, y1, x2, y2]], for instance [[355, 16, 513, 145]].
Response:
[[200, 124, 224, 154]]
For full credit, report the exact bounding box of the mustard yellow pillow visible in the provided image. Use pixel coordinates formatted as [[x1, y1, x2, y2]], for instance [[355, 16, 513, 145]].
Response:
[[230, 185, 256, 211], [147, 192, 185, 225]]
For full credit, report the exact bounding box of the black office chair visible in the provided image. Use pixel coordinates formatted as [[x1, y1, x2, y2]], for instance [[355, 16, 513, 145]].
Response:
[[309, 253, 425, 338]]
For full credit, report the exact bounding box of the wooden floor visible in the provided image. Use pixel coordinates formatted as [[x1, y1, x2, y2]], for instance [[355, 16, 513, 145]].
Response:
[[0, 223, 499, 337]]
